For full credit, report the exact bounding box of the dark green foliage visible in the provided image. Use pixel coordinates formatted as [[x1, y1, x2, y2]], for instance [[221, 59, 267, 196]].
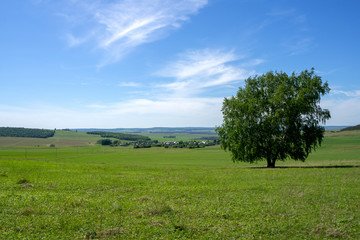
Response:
[[96, 139, 113, 146], [16, 178, 30, 184], [341, 124, 360, 131], [163, 135, 176, 138], [87, 131, 150, 141], [216, 68, 331, 168], [196, 136, 219, 140], [134, 144, 152, 149], [0, 127, 55, 138]]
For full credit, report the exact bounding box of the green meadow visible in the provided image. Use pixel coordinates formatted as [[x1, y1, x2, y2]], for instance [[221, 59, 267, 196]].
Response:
[[0, 131, 102, 147], [0, 131, 359, 239]]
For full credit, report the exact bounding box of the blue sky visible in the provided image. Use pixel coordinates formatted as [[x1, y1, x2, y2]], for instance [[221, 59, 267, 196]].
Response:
[[1, 0, 359, 128]]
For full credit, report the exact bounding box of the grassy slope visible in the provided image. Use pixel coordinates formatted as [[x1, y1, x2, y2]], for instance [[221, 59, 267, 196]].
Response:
[[0, 130, 115, 147], [340, 125, 360, 131], [0, 132, 359, 239]]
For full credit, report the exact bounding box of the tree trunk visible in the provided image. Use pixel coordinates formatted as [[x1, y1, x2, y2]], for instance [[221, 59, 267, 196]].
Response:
[[267, 157, 276, 168]]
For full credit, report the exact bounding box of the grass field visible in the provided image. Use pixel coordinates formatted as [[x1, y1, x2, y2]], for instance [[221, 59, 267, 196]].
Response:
[[0, 131, 359, 239], [0, 130, 121, 148]]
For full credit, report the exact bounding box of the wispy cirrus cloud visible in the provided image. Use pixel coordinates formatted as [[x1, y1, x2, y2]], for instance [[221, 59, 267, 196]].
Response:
[[256, 7, 313, 56], [286, 37, 313, 56], [66, 33, 90, 47], [157, 49, 256, 96], [85, 48, 259, 126], [118, 81, 141, 87], [331, 89, 360, 97], [63, 0, 208, 65], [82, 48, 259, 127], [85, 97, 224, 127]]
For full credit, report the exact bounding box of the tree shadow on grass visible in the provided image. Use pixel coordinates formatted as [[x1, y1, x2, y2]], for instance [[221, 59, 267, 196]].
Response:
[[248, 165, 360, 169]]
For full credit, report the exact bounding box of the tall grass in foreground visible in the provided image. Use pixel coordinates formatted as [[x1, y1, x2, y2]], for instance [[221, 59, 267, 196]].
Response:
[[0, 133, 359, 239]]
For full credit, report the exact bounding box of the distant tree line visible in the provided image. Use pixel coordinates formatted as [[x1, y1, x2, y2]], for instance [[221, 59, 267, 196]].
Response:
[[195, 136, 220, 141], [96, 139, 158, 147], [341, 124, 360, 131], [0, 127, 55, 138], [96, 138, 219, 149], [163, 135, 176, 138], [88, 131, 150, 142], [161, 140, 218, 149]]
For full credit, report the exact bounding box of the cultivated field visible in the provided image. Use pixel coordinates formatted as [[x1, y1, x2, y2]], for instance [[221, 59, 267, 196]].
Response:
[[0, 131, 359, 239]]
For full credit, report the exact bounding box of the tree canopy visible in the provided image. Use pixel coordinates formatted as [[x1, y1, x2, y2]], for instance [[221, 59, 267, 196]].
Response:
[[216, 68, 331, 168], [87, 131, 150, 142], [0, 127, 55, 138]]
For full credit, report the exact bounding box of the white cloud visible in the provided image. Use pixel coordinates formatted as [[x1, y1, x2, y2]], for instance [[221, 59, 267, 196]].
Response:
[[85, 97, 224, 127], [322, 97, 360, 126], [321, 88, 360, 125], [118, 82, 141, 87], [157, 49, 256, 96], [86, 104, 108, 109], [66, 33, 90, 47], [0, 47, 259, 129], [331, 90, 360, 97], [62, 0, 208, 65], [158, 49, 240, 79], [0, 97, 224, 128], [104, 97, 221, 114], [239, 58, 265, 67], [0, 105, 91, 129]]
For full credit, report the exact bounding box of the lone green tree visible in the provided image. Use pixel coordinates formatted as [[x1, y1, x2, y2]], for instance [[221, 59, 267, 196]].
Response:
[[216, 68, 330, 168]]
